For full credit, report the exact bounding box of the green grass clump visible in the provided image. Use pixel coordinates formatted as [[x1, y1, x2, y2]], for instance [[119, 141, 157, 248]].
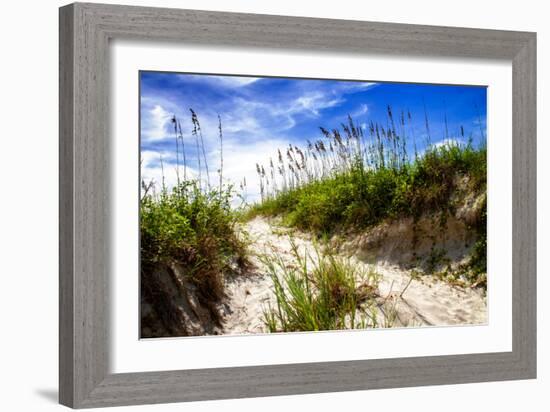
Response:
[[262, 241, 382, 332], [140, 181, 249, 312]]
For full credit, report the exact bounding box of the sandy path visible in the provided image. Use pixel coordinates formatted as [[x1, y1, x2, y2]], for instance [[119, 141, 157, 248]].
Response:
[[222, 217, 487, 334], [221, 218, 312, 334]]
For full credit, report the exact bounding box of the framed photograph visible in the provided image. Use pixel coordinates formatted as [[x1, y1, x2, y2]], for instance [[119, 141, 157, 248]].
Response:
[[59, 2, 536, 408]]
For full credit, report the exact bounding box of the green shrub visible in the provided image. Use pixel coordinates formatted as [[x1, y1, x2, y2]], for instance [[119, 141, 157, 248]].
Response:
[[140, 181, 249, 306]]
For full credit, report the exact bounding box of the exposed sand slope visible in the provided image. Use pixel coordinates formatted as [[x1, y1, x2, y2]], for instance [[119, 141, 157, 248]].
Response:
[[222, 217, 487, 334], [221, 218, 312, 334]]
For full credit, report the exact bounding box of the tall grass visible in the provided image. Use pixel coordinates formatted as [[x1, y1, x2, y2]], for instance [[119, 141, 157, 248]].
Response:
[[254, 108, 422, 198], [141, 109, 248, 333], [250, 110, 485, 227], [247, 108, 487, 285], [262, 241, 385, 332]]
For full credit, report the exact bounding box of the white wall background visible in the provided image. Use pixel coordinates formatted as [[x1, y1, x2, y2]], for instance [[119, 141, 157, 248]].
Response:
[[0, 1, 546, 411]]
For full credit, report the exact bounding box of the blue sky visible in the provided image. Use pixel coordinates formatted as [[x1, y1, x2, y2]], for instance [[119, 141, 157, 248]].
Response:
[[140, 71, 486, 202]]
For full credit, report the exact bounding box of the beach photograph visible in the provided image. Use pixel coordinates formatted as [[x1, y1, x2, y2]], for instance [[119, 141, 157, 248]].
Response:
[[139, 71, 487, 338]]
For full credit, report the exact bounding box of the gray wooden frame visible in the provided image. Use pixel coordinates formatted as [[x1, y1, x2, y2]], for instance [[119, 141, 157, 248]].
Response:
[[59, 2, 536, 408]]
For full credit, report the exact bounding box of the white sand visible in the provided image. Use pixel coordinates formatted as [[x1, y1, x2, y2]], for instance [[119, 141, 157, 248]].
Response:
[[222, 217, 487, 334]]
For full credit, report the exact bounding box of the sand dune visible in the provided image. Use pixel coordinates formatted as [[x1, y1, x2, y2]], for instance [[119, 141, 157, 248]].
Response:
[[222, 217, 487, 334]]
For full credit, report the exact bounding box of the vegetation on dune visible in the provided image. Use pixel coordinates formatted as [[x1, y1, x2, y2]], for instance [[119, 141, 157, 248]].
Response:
[[140, 102, 488, 337], [262, 241, 389, 332], [141, 182, 248, 282], [140, 182, 249, 333], [250, 144, 486, 234], [247, 109, 487, 287], [140, 111, 249, 336]]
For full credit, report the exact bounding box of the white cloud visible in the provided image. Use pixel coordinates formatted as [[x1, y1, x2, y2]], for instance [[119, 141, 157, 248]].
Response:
[[140, 136, 290, 206], [140, 150, 200, 194], [220, 137, 291, 204], [217, 76, 261, 87], [139, 77, 381, 204], [352, 104, 369, 118], [288, 93, 343, 117], [141, 79, 378, 147], [177, 74, 261, 88], [141, 104, 172, 141], [341, 82, 378, 92], [433, 138, 465, 149]]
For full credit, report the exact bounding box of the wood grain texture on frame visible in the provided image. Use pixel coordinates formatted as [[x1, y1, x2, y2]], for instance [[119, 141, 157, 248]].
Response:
[[59, 2, 536, 408]]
